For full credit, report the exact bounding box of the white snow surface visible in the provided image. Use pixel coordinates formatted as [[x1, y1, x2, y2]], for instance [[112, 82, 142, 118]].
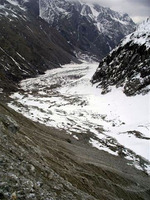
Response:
[[8, 62, 150, 173], [122, 18, 150, 48]]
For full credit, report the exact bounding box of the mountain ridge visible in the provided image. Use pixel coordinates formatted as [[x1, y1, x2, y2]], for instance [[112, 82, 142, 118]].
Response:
[[39, 0, 135, 59], [91, 17, 150, 95], [0, 0, 76, 93]]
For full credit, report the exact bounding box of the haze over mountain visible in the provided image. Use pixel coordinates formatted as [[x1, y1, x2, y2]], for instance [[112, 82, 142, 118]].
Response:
[[39, 0, 135, 59], [68, 0, 150, 23]]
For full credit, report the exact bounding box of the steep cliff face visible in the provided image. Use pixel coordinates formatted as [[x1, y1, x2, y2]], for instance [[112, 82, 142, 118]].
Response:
[[0, 0, 76, 93], [39, 0, 135, 59], [91, 18, 150, 96]]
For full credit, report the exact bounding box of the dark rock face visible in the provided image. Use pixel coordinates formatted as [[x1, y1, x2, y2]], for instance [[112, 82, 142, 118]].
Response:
[[39, 0, 135, 60], [0, 0, 76, 92], [91, 18, 150, 96]]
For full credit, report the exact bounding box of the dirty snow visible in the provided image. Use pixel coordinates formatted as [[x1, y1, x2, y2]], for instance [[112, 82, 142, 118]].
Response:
[[8, 62, 150, 173]]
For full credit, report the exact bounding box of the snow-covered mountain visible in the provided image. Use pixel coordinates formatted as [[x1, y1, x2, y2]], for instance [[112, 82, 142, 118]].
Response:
[[1, 1, 150, 199], [39, 0, 135, 59], [0, 0, 76, 93], [91, 18, 150, 95]]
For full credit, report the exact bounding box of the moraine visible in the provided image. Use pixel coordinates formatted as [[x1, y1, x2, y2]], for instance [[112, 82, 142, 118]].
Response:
[[8, 61, 150, 174]]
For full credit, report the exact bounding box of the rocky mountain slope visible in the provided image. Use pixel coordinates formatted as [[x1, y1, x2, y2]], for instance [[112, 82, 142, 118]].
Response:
[[1, 101, 150, 200], [39, 0, 135, 59], [0, 0, 76, 93], [0, 1, 150, 200], [91, 18, 150, 96]]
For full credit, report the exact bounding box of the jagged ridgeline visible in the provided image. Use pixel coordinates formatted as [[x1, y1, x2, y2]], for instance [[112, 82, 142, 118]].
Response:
[[91, 18, 150, 96], [39, 0, 135, 59], [0, 0, 76, 92]]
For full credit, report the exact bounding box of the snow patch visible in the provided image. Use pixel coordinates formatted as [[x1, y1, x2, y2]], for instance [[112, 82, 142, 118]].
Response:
[[122, 18, 150, 48], [8, 62, 150, 173]]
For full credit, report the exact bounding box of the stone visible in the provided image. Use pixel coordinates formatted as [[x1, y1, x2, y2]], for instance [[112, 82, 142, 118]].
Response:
[[0, 115, 19, 134]]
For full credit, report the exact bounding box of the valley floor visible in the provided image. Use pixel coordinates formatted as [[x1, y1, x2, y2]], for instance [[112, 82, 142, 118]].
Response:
[[0, 62, 150, 199], [8, 62, 150, 174]]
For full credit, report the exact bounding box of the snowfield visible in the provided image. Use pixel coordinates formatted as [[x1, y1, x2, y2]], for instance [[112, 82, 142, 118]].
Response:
[[122, 17, 150, 49], [8, 62, 150, 174]]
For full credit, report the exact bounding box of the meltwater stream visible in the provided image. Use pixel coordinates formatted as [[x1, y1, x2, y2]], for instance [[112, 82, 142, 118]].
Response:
[[8, 62, 150, 173]]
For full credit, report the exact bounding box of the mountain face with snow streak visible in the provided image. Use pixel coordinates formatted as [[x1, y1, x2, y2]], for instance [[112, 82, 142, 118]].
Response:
[[91, 18, 150, 96], [0, 0, 76, 92], [39, 0, 135, 59]]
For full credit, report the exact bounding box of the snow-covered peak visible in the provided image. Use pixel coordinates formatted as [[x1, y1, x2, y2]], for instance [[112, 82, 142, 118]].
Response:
[[80, 3, 132, 25], [79, 1, 132, 25], [122, 17, 150, 48], [39, 0, 134, 26], [39, 0, 135, 59]]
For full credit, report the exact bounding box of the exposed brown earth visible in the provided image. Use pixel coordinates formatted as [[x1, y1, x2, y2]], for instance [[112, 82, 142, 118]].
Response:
[[0, 102, 150, 200]]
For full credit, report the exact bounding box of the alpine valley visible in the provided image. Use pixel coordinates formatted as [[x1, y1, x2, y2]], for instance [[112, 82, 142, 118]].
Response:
[[0, 0, 150, 200]]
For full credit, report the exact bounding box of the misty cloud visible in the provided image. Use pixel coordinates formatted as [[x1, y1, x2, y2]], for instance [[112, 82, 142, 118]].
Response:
[[69, 0, 150, 23]]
